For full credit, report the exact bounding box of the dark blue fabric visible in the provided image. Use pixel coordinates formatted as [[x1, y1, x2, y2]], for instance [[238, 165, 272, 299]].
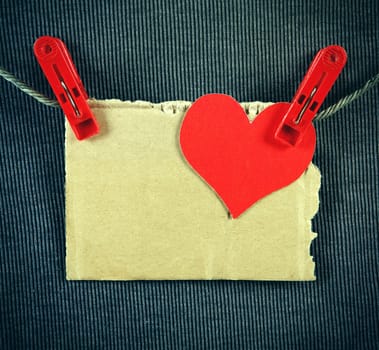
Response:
[[1, 1, 378, 349]]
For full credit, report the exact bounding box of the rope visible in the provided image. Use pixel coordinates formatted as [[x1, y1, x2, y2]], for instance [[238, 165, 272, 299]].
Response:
[[314, 71, 379, 121], [0, 67, 59, 108], [1, 66, 378, 120]]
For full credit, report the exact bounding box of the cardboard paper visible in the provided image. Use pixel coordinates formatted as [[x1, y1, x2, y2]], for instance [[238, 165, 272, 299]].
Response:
[[66, 99, 320, 281]]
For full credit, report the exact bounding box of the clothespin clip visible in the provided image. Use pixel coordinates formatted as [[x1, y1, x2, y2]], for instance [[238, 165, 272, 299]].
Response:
[[275, 45, 347, 146], [34, 36, 99, 140]]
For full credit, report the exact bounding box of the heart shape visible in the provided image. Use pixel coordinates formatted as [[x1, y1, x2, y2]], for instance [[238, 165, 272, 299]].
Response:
[[179, 94, 316, 218]]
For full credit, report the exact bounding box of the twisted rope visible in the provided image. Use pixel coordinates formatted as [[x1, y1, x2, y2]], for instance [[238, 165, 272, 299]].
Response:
[[314, 71, 379, 120], [0, 67, 59, 108], [1, 66, 378, 120]]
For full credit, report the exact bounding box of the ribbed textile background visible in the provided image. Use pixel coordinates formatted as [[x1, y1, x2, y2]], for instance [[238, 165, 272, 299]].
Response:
[[0, 1, 378, 349]]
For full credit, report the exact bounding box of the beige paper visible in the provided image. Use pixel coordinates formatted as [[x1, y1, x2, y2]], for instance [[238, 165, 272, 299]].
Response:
[[66, 99, 320, 281]]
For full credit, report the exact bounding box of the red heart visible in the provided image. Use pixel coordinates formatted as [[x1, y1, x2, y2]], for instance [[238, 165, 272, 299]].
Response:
[[179, 94, 316, 218]]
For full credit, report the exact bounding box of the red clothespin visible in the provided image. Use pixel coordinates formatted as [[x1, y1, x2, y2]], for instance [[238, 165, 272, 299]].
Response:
[[34, 36, 99, 140], [275, 45, 347, 146]]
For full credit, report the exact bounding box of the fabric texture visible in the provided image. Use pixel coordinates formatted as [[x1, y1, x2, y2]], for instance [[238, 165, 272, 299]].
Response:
[[0, 0, 378, 349]]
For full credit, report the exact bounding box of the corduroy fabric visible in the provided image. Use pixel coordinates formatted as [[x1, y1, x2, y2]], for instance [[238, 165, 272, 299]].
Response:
[[0, 0, 378, 349]]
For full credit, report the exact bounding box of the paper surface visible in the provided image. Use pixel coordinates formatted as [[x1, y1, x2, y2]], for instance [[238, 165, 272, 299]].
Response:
[[66, 99, 320, 281]]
